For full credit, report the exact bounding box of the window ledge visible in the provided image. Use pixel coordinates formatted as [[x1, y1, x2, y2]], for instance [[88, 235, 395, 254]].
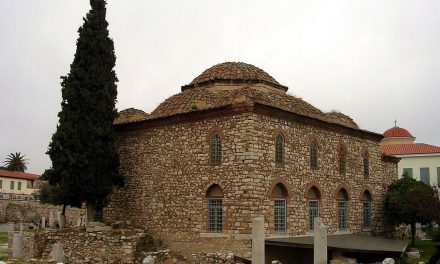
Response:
[[268, 233, 289, 238], [335, 229, 351, 235], [200, 233, 230, 238]]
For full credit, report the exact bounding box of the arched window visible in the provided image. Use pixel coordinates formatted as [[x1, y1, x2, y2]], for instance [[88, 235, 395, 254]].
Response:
[[310, 139, 318, 170], [275, 133, 285, 165], [363, 150, 369, 177], [271, 183, 288, 233], [361, 190, 372, 228], [209, 133, 221, 165], [306, 186, 321, 230], [206, 184, 224, 232], [338, 144, 347, 175], [336, 188, 349, 230]]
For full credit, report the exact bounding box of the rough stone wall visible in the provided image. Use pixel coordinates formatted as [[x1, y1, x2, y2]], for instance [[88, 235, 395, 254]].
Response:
[[0, 200, 84, 225], [251, 114, 397, 235], [106, 111, 398, 254], [12, 228, 151, 263]]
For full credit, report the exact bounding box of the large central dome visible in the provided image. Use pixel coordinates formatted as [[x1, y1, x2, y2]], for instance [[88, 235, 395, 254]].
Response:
[[181, 62, 288, 91]]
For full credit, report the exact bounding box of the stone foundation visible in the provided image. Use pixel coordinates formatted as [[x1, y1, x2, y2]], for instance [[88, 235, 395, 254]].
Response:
[[8, 228, 249, 264]]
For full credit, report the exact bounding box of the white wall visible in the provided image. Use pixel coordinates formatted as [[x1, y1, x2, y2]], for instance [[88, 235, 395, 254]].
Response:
[[397, 155, 440, 185], [0, 177, 37, 195]]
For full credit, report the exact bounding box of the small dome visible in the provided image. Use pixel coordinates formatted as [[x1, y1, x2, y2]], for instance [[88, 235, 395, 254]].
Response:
[[182, 62, 287, 91], [383, 126, 414, 138]]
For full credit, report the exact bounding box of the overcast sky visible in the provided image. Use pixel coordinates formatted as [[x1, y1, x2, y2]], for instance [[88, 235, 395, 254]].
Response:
[[1, 0, 439, 174]]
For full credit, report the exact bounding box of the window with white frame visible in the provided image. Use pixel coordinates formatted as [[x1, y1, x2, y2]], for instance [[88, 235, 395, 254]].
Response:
[[403, 168, 413, 177], [420, 167, 430, 185], [338, 201, 347, 230], [274, 199, 286, 232], [209, 133, 222, 165], [309, 200, 319, 230], [207, 199, 223, 232], [206, 184, 224, 233]]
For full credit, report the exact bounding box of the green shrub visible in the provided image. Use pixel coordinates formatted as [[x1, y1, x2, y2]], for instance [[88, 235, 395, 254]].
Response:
[[427, 227, 440, 241]]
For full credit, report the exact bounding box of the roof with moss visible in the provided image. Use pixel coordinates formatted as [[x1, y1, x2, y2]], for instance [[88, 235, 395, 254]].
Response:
[[181, 62, 287, 91], [114, 62, 360, 130]]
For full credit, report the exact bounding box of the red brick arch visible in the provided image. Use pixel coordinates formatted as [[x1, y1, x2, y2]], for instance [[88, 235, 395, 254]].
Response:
[[205, 126, 224, 142], [359, 186, 373, 201], [307, 134, 321, 148], [304, 180, 323, 200], [334, 183, 351, 200], [273, 128, 288, 142], [267, 177, 291, 198]]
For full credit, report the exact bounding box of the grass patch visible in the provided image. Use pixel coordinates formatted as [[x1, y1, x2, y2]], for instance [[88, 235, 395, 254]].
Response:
[[0, 232, 8, 244], [0, 232, 8, 261], [402, 239, 438, 264]]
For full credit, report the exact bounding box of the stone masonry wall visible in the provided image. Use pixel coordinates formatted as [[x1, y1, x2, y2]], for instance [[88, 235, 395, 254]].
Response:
[[106, 111, 398, 256], [0, 200, 84, 225]]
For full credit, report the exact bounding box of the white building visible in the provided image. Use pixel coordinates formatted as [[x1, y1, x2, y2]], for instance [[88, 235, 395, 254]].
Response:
[[381, 125, 440, 185], [0, 168, 40, 199]]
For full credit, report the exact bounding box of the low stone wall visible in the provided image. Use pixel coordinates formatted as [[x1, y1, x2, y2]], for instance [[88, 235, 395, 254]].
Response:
[[9, 227, 161, 263], [0, 200, 84, 226], [9, 227, 250, 264], [0, 223, 14, 232]]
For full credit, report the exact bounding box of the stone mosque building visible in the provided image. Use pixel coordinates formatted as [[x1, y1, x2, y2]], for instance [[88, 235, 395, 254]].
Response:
[[106, 62, 398, 250]]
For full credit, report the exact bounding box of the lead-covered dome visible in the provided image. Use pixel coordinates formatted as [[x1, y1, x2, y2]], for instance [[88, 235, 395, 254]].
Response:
[[181, 62, 288, 91]]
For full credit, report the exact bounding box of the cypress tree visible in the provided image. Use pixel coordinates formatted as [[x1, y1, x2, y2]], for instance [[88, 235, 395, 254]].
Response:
[[41, 0, 124, 221]]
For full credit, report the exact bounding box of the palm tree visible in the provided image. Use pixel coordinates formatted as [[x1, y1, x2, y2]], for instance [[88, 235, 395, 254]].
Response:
[[4, 152, 28, 172]]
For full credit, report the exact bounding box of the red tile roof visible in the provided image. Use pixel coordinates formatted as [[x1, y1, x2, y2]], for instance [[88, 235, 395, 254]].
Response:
[[381, 143, 440, 155], [0, 169, 41, 180], [383, 126, 414, 138]]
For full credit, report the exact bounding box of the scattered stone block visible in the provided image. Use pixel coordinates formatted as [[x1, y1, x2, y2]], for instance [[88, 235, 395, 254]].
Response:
[[51, 243, 64, 262], [143, 255, 155, 264], [407, 251, 420, 259], [12, 234, 23, 258], [382, 258, 395, 264]]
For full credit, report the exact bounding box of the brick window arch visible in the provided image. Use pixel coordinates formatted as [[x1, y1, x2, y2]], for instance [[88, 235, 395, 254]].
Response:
[[209, 132, 222, 165], [275, 133, 285, 165], [363, 150, 369, 178], [206, 184, 224, 233]]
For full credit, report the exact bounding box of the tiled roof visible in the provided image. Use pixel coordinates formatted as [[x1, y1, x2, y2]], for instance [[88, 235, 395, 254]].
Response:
[[0, 169, 40, 180], [114, 107, 149, 125], [114, 62, 361, 130], [181, 62, 287, 91], [115, 86, 359, 129], [381, 143, 440, 155], [383, 126, 413, 138]]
